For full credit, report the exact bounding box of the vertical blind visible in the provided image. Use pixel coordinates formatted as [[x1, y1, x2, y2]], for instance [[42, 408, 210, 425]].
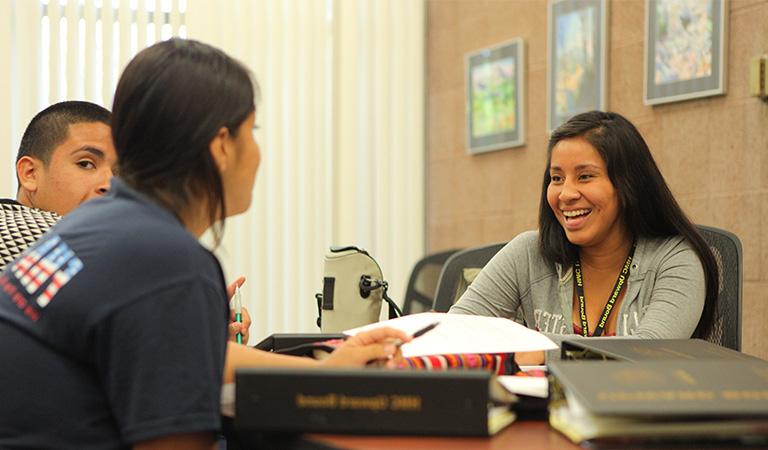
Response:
[[1, 0, 425, 339], [1, 0, 186, 194], [187, 0, 425, 337]]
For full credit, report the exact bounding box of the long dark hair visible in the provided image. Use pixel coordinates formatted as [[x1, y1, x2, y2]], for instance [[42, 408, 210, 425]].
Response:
[[538, 110, 718, 338], [111, 38, 257, 244]]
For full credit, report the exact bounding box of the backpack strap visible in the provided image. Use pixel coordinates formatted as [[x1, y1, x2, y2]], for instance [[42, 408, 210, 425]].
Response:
[[381, 281, 402, 319]]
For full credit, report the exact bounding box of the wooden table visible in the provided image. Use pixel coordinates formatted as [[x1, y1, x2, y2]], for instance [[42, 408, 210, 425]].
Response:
[[307, 422, 768, 450], [307, 420, 580, 450], [231, 419, 768, 449]]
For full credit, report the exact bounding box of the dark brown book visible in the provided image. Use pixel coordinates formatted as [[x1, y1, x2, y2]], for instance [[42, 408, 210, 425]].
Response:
[[234, 368, 516, 436], [561, 338, 761, 362], [548, 359, 768, 445]]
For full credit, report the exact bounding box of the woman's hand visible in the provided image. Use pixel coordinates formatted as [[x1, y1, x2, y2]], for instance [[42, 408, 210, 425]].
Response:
[[229, 306, 251, 344], [226, 276, 245, 299], [515, 350, 545, 366], [321, 327, 411, 369], [226, 276, 251, 344]]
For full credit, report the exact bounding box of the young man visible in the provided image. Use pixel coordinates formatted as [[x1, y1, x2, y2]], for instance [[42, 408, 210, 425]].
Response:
[[1, 101, 252, 341], [1, 101, 116, 270]]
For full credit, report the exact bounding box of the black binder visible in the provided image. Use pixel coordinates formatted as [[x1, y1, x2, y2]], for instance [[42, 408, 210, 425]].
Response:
[[560, 338, 762, 362], [548, 358, 768, 446], [254, 333, 345, 355], [235, 368, 516, 436]]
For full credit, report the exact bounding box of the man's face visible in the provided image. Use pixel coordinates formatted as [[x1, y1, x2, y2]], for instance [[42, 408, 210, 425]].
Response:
[[22, 122, 117, 216]]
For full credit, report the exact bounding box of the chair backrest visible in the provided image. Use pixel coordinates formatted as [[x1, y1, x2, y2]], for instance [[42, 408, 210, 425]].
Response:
[[401, 248, 462, 315], [432, 242, 507, 312], [695, 225, 742, 351]]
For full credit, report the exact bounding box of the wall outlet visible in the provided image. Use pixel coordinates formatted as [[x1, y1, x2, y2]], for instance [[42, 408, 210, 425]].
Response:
[[750, 55, 768, 99]]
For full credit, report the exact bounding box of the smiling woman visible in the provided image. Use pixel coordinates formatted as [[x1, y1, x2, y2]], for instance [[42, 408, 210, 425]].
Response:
[[450, 111, 718, 362]]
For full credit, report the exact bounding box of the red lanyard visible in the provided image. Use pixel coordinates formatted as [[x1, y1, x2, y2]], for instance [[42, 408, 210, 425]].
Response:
[[574, 242, 636, 337]]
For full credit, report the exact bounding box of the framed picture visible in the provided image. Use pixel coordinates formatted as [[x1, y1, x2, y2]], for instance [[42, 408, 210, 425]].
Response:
[[465, 38, 525, 154], [644, 0, 727, 105], [547, 0, 608, 132]]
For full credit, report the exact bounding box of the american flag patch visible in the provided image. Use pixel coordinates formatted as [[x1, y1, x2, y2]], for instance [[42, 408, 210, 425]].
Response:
[[12, 235, 61, 287], [11, 235, 83, 309]]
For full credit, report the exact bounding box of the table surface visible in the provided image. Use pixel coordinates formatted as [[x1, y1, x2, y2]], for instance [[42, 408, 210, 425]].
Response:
[[307, 421, 768, 450], [307, 420, 580, 450]]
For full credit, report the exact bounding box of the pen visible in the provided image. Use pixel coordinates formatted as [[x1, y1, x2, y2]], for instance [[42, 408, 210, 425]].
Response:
[[412, 321, 440, 338], [234, 285, 243, 344], [393, 321, 441, 348]]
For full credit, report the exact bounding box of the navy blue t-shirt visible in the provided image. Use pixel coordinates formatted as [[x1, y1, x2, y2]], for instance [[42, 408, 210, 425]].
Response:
[[0, 178, 229, 449]]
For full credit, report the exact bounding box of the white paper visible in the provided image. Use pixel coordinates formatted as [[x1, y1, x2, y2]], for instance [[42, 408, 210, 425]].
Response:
[[498, 375, 549, 398], [344, 312, 558, 358], [221, 383, 235, 417]]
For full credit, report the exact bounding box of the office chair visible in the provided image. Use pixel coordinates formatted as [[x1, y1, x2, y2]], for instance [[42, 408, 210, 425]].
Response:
[[401, 248, 462, 315], [432, 242, 507, 312], [695, 225, 742, 351]]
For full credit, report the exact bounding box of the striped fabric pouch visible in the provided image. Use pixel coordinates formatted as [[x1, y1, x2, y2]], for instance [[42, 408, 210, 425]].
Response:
[[398, 353, 520, 375], [269, 338, 521, 375]]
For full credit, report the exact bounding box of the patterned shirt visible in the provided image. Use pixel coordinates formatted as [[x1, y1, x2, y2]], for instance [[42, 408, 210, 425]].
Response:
[[0, 199, 60, 271]]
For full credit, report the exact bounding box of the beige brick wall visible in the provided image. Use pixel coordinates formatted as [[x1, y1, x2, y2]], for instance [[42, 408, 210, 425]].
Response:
[[427, 0, 768, 358]]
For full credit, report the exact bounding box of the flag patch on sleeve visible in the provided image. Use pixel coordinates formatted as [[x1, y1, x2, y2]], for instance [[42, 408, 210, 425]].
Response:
[[11, 234, 83, 309]]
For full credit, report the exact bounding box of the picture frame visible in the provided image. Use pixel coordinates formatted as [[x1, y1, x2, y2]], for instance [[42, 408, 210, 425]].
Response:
[[465, 38, 525, 154], [547, 0, 608, 132], [644, 0, 727, 105]]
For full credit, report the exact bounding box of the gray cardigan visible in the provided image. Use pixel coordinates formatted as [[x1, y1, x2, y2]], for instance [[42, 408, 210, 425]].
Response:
[[449, 231, 706, 345]]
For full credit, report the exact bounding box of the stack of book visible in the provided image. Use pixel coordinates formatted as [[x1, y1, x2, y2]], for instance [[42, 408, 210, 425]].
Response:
[[549, 339, 768, 447]]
